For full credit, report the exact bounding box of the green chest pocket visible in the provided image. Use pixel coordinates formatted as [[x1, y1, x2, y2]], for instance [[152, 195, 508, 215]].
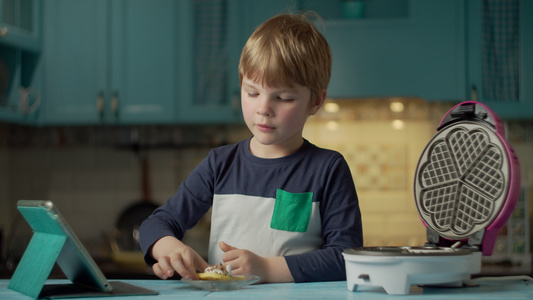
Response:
[[270, 188, 313, 232]]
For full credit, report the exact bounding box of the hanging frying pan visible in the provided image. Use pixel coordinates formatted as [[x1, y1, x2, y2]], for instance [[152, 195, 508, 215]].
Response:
[[115, 147, 159, 252]]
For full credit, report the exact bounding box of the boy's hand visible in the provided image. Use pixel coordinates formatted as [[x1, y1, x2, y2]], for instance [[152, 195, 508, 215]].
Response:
[[219, 241, 268, 282], [219, 241, 294, 283], [150, 236, 208, 280]]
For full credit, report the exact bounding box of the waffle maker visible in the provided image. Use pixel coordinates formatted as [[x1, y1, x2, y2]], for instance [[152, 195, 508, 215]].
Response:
[[342, 101, 521, 295]]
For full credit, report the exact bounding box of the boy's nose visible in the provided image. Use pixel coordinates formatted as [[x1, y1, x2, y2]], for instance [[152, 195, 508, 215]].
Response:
[[256, 99, 272, 116], [257, 109, 271, 116]]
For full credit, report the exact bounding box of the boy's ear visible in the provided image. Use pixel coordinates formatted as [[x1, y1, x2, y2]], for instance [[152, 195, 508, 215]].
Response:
[[309, 90, 327, 116]]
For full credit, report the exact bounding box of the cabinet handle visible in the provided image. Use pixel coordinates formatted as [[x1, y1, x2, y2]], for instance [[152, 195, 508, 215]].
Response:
[[0, 26, 7, 37], [96, 92, 104, 117], [232, 91, 240, 111], [110, 92, 119, 115], [471, 85, 478, 102]]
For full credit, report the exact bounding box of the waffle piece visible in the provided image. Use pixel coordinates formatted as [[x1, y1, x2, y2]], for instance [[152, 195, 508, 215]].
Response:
[[197, 263, 243, 281]]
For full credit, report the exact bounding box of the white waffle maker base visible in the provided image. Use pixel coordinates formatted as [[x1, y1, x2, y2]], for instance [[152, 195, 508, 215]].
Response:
[[343, 248, 481, 295]]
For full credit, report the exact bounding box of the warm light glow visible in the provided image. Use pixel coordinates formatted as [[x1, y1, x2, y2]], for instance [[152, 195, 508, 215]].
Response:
[[391, 119, 405, 130], [324, 102, 340, 113], [326, 120, 339, 131], [390, 102, 404, 113]]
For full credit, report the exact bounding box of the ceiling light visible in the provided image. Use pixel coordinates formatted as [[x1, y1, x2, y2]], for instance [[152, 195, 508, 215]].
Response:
[[390, 102, 404, 113], [324, 102, 340, 113], [392, 119, 405, 130], [326, 120, 339, 131]]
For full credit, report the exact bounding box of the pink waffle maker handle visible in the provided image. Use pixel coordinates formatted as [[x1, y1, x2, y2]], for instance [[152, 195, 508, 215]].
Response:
[[438, 101, 506, 135], [482, 142, 521, 255]]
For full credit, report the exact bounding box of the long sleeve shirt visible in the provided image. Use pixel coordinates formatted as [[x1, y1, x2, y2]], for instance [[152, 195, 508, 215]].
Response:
[[139, 138, 363, 282]]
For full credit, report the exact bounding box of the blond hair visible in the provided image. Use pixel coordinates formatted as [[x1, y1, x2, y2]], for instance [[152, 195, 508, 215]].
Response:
[[238, 12, 331, 101]]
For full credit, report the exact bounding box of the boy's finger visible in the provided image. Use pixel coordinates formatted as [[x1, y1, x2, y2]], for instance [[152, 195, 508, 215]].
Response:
[[152, 264, 165, 279], [219, 241, 238, 252], [168, 255, 190, 279], [153, 261, 173, 279], [194, 255, 209, 274]]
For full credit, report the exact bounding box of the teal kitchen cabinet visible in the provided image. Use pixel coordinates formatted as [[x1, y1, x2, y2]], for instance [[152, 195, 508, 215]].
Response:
[[175, 0, 305, 124], [0, 0, 42, 124], [177, 0, 307, 124], [467, 0, 532, 119], [175, 0, 246, 124], [316, 0, 466, 101], [239, 0, 291, 37], [42, 0, 177, 125]]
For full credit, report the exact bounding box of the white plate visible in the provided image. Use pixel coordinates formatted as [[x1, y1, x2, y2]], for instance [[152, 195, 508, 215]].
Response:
[[181, 275, 261, 291]]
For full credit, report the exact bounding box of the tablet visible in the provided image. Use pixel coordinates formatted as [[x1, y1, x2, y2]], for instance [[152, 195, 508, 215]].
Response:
[[10, 200, 158, 299]]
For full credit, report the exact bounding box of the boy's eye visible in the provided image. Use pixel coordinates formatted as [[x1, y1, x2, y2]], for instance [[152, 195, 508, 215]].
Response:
[[278, 97, 294, 102], [248, 93, 259, 97]]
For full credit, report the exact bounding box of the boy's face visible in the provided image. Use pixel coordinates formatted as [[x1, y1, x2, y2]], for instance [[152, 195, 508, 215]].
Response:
[[241, 76, 323, 158]]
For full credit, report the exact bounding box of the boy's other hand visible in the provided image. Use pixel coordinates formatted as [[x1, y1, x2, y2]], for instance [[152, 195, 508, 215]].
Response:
[[151, 236, 208, 280], [219, 241, 268, 282], [219, 241, 294, 283]]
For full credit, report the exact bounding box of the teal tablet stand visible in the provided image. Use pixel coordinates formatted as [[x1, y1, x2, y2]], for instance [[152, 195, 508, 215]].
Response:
[[8, 206, 69, 299], [8, 232, 67, 298], [9, 201, 159, 299]]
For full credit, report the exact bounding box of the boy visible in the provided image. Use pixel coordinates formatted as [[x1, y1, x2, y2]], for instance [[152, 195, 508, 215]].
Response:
[[139, 12, 363, 283]]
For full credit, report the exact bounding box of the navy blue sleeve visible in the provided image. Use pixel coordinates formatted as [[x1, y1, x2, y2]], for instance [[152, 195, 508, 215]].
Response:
[[285, 156, 363, 282], [139, 155, 214, 265]]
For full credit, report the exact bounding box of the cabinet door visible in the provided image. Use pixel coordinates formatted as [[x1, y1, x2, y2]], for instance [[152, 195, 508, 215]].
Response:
[[0, 46, 40, 124], [467, 0, 533, 119], [109, 0, 176, 124], [0, 0, 42, 124], [0, 0, 42, 52], [176, 0, 292, 124], [43, 0, 177, 125], [322, 0, 466, 100], [42, 0, 108, 124], [176, 0, 245, 124]]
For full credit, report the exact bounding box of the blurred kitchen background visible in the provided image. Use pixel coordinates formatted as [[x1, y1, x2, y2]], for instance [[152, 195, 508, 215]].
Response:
[[1, 0, 532, 279]]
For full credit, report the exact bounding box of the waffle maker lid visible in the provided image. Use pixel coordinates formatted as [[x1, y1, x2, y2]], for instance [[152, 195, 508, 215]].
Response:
[[414, 101, 521, 255]]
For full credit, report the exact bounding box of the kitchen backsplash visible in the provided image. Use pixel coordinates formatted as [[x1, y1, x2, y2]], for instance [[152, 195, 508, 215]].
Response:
[[304, 99, 447, 247], [0, 124, 251, 261], [1, 99, 532, 268]]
